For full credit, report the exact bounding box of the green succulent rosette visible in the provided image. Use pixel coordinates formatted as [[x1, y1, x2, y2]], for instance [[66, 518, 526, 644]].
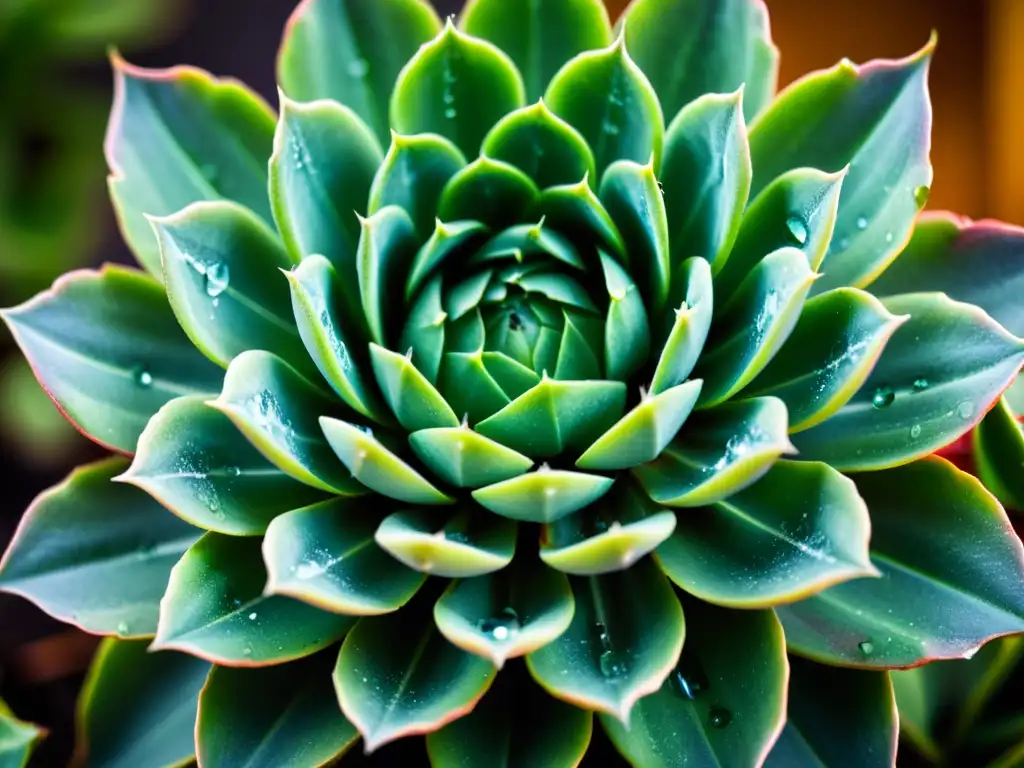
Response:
[[3, 0, 1024, 765]]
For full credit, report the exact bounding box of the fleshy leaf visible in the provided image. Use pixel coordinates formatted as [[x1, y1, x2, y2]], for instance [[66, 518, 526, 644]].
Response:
[[650, 257, 713, 394], [391, 19, 526, 157], [633, 396, 792, 507], [270, 95, 382, 333], [744, 288, 907, 432], [210, 350, 365, 495], [541, 481, 677, 575], [433, 558, 575, 667], [106, 58, 276, 276], [791, 293, 1024, 471], [599, 250, 651, 381], [577, 380, 702, 471], [320, 417, 453, 505], [656, 460, 877, 608], [658, 90, 750, 273], [974, 397, 1024, 511], [197, 650, 358, 768], [748, 42, 934, 291], [476, 377, 627, 457], [714, 167, 845, 300], [153, 533, 353, 665], [375, 508, 516, 577], [333, 591, 497, 752], [78, 638, 209, 768], [0, 700, 43, 768], [602, 595, 786, 768], [481, 101, 597, 189], [369, 343, 459, 431], [526, 558, 684, 723], [544, 35, 664, 176], [621, 0, 779, 123], [286, 254, 391, 423], [263, 498, 426, 615], [460, 0, 612, 101], [438, 156, 540, 229], [369, 131, 467, 239], [0, 458, 199, 638], [869, 213, 1024, 337], [357, 205, 420, 347], [426, 665, 592, 768], [777, 457, 1024, 668], [764, 658, 897, 768], [439, 351, 513, 424], [695, 246, 817, 407], [535, 177, 627, 257], [409, 423, 534, 488], [407, 219, 489, 300], [276, 0, 442, 144], [154, 200, 310, 375], [0, 264, 223, 454], [472, 466, 615, 524], [121, 395, 327, 535], [599, 160, 670, 313]]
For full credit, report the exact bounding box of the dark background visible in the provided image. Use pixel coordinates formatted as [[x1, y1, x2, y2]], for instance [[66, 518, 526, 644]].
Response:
[[0, 0, 1005, 765]]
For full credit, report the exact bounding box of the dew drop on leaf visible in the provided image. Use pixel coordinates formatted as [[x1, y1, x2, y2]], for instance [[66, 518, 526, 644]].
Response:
[[670, 655, 709, 700], [444, 107, 457, 119], [956, 401, 974, 419], [914, 185, 930, 209], [248, 612, 258, 621], [910, 424, 922, 439], [132, 365, 153, 388], [912, 378, 929, 392], [205, 262, 230, 298], [242, 646, 253, 657], [226, 466, 241, 477], [872, 386, 895, 409], [117, 621, 130, 634], [347, 58, 369, 78], [708, 705, 732, 729], [858, 640, 874, 656], [785, 215, 808, 245], [478, 607, 520, 642], [856, 216, 869, 231]]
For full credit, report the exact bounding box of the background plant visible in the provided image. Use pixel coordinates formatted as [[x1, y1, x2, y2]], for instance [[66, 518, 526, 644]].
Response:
[[2, 0, 1024, 766]]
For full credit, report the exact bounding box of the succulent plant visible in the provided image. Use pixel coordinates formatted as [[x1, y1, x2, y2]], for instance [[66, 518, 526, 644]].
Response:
[[0, 699, 43, 768], [3, 0, 1024, 765]]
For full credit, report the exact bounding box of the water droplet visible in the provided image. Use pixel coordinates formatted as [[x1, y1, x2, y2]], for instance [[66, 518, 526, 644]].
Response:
[[133, 365, 153, 388], [708, 705, 732, 729], [117, 620, 130, 634], [444, 107, 457, 119], [226, 466, 241, 477], [856, 216, 869, 230], [910, 424, 922, 439], [248, 612, 258, 620], [885, 231, 894, 244], [957, 401, 974, 419], [601, 118, 620, 136], [872, 386, 895, 409], [914, 185, 930, 209], [478, 607, 520, 642], [858, 640, 874, 656], [912, 378, 929, 392], [785, 215, 808, 245], [347, 58, 369, 78], [205, 262, 230, 297], [242, 646, 253, 657], [670, 656, 710, 700]]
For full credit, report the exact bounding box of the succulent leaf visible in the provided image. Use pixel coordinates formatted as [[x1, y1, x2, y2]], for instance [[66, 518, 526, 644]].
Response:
[[211, 351, 366, 495], [633, 396, 792, 507], [333, 592, 497, 752], [658, 89, 751, 274], [749, 41, 934, 291], [764, 658, 898, 768], [433, 560, 575, 667], [79, 639, 209, 768], [743, 288, 908, 432], [973, 397, 1024, 511], [777, 458, 1024, 668], [656, 460, 877, 608], [369, 343, 460, 431], [409, 423, 534, 488], [526, 558, 684, 723], [0, 700, 43, 768], [650, 257, 713, 394], [391, 20, 526, 157], [154, 533, 353, 664], [426, 665, 592, 767], [369, 131, 468, 239], [620, 0, 779, 124], [472, 467, 615, 524], [106, 59, 276, 277], [544, 35, 664, 177], [277, 0, 442, 145], [601, 595, 786, 767], [374, 507, 515, 577], [536, 177, 627, 256], [0, 458, 199, 638], [262, 498, 426, 614], [438, 156, 541, 228], [792, 293, 1024, 471], [407, 220, 490, 300], [197, 650, 358, 768], [154, 201, 313, 376], [356, 205, 421, 347], [122, 395, 328, 535]]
